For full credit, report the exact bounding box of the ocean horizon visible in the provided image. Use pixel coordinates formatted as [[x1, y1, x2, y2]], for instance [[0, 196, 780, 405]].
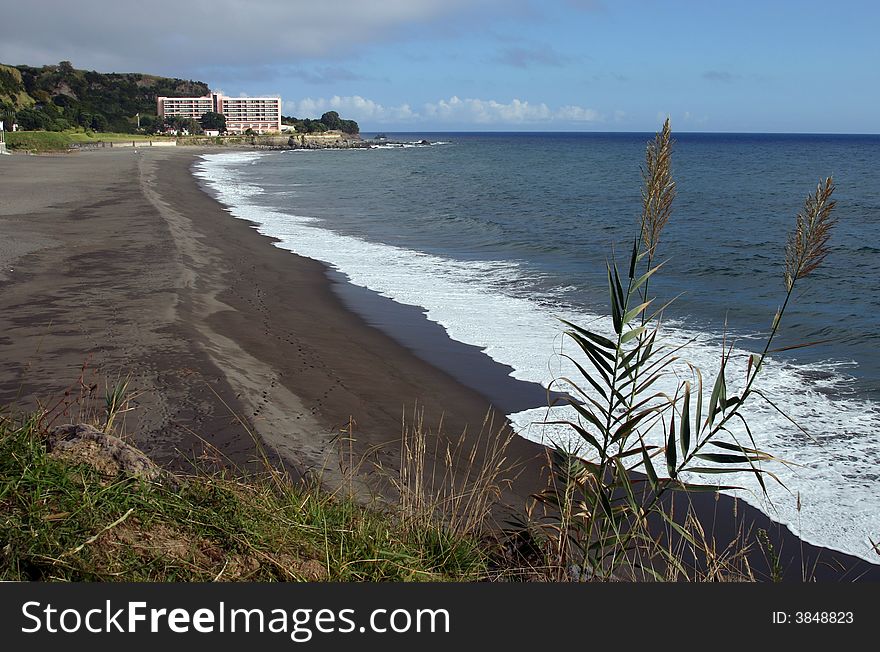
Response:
[[194, 131, 880, 564]]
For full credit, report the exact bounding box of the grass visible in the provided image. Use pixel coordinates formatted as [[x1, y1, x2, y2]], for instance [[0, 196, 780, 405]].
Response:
[[0, 413, 490, 582], [5, 129, 173, 152]]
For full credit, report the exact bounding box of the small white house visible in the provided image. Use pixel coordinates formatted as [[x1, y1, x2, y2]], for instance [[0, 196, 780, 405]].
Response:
[[204, 129, 220, 137]]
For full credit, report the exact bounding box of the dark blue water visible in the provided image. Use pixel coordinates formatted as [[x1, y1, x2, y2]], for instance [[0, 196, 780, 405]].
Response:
[[249, 132, 880, 397]]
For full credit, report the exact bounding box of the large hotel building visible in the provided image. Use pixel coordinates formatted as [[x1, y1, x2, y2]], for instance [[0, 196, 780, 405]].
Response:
[[157, 92, 282, 134]]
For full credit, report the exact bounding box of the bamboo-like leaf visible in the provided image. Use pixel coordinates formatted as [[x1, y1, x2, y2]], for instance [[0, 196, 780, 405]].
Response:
[[680, 381, 691, 457], [559, 319, 616, 350], [634, 369, 665, 395], [569, 332, 615, 362], [612, 263, 625, 309], [723, 395, 741, 410], [544, 420, 603, 454], [641, 446, 659, 491], [598, 488, 616, 522], [631, 261, 665, 295], [607, 264, 623, 334], [622, 300, 653, 325], [666, 410, 677, 478], [664, 480, 741, 492], [628, 238, 638, 279], [639, 330, 657, 365], [582, 343, 613, 385], [614, 459, 640, 514], [560, 357, 609, 401], [620, 325, 647, 345], [707, 364, 726, 425], [657, 510, 698, 547], [570, 401, 607, 436], [693, 366, 703, 438], [611, 409, 654, 445], [709, 440, 772, 459], [682, 466, 750, 474], [618, 345, 641, 378], [618, 444, 658, 459], [694, 453, 757, 464]]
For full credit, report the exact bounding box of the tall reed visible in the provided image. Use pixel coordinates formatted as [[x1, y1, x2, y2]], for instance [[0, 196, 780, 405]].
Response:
[[527, 120, 837, 581]]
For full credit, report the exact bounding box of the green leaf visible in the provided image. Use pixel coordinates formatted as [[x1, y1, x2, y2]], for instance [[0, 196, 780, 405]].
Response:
[[582, 343, 613, 385], [622, 300, 652, 325], [665, 481, 741, 492], [561, 356, 608, 400], [639, 330, 657, 365], [682, 466, 750, 474], [620, 325, 646, 345], [619, 444, 658, 459], [694, 453, 756, 464], [666, 410, 677, 478], [545, 420, 603, 454], [570, 401, 607, 435], [614, 459, 639, 514], [631, 262, 665, 295], [611, 409, 654, 445], [628, 238, 638, 279], [642, 446, 658, 491], [707, 363, 726, 425], [559, 319, 616, 350], [612, 263, 625, 309], [680, 381, 691, 457], [693, 366, 703, 436], [709, 440, 771, 458], [569, 332, 615, 362], [607, 264, 623, 334]]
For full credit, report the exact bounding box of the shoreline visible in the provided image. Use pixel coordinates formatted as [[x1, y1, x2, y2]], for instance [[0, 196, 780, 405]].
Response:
[[1, 147, 877, 580]]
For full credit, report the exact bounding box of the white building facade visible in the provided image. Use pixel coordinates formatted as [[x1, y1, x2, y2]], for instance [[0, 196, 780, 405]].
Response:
[[157, 93, 282, 134]]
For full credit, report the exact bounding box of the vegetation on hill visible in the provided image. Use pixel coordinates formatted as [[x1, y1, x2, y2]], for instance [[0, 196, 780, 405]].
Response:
[[282, 110, 359, 135], [0, 60, 361, 137], [0, 60, 208, 133]]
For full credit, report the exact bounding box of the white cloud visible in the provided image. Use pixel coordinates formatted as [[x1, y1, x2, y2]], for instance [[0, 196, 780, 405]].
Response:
[[287, 94, 603, 127], [423, 96, 600, 125], [285, 96, 417, 123]]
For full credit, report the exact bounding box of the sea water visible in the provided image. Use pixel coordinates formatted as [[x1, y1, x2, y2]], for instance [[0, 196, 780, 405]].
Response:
[[194, 132, 880, 563]]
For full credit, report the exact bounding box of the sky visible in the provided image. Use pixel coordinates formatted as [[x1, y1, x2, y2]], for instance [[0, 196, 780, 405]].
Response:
[[1, 0, 878, 133]]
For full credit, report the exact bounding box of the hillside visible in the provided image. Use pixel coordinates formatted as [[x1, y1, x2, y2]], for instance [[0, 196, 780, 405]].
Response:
[[0, 60, 208, 133]]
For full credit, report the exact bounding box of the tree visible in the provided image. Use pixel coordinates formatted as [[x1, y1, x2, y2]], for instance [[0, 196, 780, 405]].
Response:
[[320, 110, 341, 130], [91, 114, 109, 132], [200, 111, 226, 133], [340, 119, 359, 135], [16, 108, 49, 131]]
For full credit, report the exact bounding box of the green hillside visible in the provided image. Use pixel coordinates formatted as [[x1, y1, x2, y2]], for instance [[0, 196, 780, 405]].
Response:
[[0, 60, 208, 133]]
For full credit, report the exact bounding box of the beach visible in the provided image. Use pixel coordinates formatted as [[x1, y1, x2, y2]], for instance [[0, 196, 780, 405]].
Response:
[[1, 147, 876, 581]]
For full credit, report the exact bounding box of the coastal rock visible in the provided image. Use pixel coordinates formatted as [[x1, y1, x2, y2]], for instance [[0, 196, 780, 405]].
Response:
[[47, 423, 180, 490]]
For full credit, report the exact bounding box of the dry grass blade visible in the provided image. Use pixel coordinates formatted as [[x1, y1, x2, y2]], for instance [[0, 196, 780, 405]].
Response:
[[784, 177, 837, 290], [392, 405, 515, 539]]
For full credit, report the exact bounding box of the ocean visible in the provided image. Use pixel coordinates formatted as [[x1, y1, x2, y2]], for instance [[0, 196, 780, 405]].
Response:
[[193, 132, 880, 563]]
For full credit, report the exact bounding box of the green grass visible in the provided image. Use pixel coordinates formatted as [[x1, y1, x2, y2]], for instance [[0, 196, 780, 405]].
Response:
[[0, 414, 489, 582], [5, 130, 173, 152]]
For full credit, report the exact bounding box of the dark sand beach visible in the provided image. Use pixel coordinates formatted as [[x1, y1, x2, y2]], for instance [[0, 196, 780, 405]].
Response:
[[1, 147, 876, 580]]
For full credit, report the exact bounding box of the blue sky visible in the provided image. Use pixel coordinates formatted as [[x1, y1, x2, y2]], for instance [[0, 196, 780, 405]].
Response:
[[2, 0, 878, 132]]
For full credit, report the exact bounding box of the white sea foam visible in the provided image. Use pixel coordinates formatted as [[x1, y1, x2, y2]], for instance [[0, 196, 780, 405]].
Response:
[[194, 151, 880, 564]]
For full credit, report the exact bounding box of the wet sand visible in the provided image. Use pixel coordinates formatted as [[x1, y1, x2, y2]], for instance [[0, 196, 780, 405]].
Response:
[[0, 147, 876, 580]]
